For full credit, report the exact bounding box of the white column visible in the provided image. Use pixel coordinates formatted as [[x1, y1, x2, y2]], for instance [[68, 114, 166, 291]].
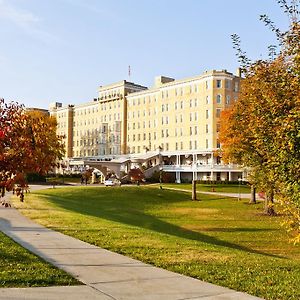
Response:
[[176, 171, 181, 183]]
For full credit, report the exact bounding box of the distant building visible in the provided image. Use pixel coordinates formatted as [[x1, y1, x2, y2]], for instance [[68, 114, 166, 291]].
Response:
[[50, 69, 244, 182], [25, 107, 49, 115]]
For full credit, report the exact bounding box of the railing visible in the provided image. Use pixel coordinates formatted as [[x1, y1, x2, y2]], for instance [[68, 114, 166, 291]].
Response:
[[162, 164, 242, 172], [144, 165, 161, 178]]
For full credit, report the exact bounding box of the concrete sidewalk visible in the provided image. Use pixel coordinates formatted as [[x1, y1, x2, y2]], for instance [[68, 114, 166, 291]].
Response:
[[0, 191, 262, 299]]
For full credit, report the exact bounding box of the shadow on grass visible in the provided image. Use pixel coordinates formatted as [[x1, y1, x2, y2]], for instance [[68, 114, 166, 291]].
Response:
[[35, 188, 283, 259]]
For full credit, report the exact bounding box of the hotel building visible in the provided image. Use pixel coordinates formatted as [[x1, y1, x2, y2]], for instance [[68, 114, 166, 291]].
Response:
[[50, 69, 243, 182]]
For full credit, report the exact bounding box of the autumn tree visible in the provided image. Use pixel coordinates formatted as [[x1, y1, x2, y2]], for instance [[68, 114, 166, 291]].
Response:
[[0, 99, 64, 203], [220, 0, 300, 241], [128, 168, 145, 185]]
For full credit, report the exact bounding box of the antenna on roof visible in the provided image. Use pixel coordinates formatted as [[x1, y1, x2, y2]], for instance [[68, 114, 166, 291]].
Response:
[[128, 65, 131, 79]]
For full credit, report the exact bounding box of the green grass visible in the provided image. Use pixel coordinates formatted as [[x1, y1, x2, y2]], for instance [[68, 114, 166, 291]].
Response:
[[162, 182, 251, 193], [13, 186, 300, 299], [46, 177, 81, 184], [0, 231, 80, 287]]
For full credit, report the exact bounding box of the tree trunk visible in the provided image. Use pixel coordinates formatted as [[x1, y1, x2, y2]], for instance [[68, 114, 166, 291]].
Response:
[[249, 185, 256, 204], [264, 190, 276, 216], [192, 180, 197, 201]]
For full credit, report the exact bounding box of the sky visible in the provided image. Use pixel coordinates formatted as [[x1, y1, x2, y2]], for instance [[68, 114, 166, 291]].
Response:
[[0, 0, 291, 109]]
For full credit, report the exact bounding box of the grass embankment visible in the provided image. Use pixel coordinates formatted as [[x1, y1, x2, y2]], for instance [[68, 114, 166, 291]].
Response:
[[13, 186, 300, 300], [162, 183, 251, 193], [0, 232, 79, 287]]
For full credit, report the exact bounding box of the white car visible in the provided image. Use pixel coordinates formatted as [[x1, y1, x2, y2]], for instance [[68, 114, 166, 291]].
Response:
[[104, 179, 121, 186]]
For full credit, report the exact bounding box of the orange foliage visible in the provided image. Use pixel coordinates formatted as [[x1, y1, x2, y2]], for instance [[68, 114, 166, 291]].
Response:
[[0, 99, 64, 202]]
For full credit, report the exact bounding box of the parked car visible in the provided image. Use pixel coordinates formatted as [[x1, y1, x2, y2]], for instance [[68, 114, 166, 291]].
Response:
[[104, 178, 121, 186]]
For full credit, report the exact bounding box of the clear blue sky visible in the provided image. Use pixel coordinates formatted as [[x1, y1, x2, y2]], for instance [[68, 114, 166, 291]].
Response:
[[0, 0, 290, 109]]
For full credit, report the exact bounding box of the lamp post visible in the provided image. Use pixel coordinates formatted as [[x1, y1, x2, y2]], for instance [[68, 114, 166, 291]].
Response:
[[238, 177, 242, 201], [159, 167, 163, 190]]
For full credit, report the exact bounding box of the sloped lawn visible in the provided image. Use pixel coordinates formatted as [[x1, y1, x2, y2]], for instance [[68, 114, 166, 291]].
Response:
[[13, 186, 300, 299]]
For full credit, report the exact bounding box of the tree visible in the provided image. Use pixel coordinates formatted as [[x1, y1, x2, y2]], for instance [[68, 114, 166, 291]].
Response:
[[220, 0, 300, 242], [0, 99, 64, 203], [128, 168, 145, 185]]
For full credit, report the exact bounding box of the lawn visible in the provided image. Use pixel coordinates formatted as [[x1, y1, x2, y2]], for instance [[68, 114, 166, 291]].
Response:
[[162, 182, 251, 193], [13, 186, 300, 300], [0, 231, 79, 287]]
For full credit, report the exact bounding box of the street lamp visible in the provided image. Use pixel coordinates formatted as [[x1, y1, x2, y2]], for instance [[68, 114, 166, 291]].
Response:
[[238, 177, 242, 201], [159, 167, 163, 190]]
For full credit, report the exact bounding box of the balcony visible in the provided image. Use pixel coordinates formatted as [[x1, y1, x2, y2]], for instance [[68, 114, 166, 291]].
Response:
[[162, 163, 242, 172]]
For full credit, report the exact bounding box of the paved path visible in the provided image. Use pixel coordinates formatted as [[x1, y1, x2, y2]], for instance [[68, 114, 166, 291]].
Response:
[[161, 186, 265, 201], [0, 187, 262, 299]]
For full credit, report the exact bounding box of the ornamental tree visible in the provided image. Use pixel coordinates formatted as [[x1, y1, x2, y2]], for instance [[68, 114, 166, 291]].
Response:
[[220, 0, 300, 242], [0, 99, 64, 203]]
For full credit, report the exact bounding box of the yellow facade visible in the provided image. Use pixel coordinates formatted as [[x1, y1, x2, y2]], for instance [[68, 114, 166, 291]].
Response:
[[50, 70, 240, 158], [126, 70, 240, 154]]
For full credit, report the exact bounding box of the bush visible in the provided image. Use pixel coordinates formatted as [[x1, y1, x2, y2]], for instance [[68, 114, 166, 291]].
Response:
[[26, 173, 46, 183]]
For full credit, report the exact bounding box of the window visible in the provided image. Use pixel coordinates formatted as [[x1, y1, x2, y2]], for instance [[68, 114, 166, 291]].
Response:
[[194, 98, 198, 107], [226, 95, 230, 105], [166, 129, 169, 137], [161, 130, 164, 138], [190, 127, 192, 135], [194, 112, 198, 121], [190, 113, 192, 121], [216, 80, 222, 88], [217, 140, 221, 148], [206, 110, 209, 119], [166, 143, 169, 150], [206, 81, 209, 89], [206, 124, 209, 133], [194, 126, 198, 135], [216, 108, 221, 118], [234, 82, 239, 92], [206, 139, 209, 149], [206, 95, 210, 104], [225, 79, 231, 89], [180, 115, 183, 122], [217, 123, 221, 132], [175, 102, 178, 110], [180, 101, 183, 109], [138, 134, 141, 141], [190, 99, 192, 107], [194, 140, 197, 149], [216, 94, 221, 104], [189, 141, 192, 150], [133, 134, 135, 141], [143, 133, 146, 140], [175, 115, 178, 123], [175, 142, 178, 150]]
